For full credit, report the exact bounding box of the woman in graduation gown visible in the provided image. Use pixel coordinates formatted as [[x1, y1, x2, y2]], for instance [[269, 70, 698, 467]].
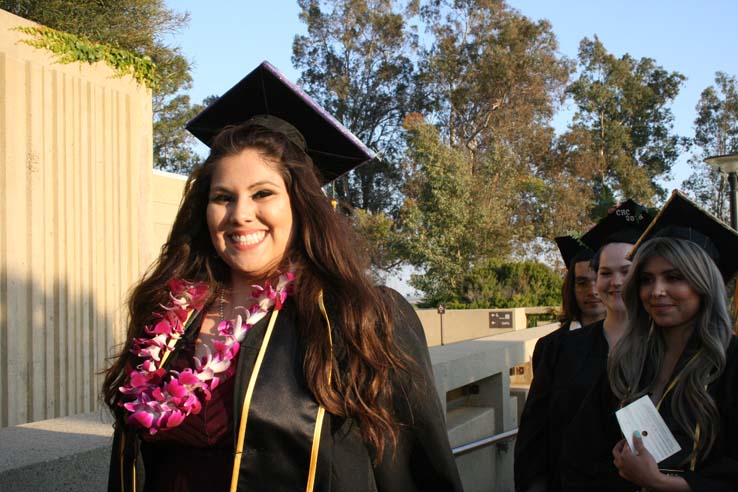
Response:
[[102, 62, 462, 492], [562, 191, 738, 492], [514, 202, 651, 492]]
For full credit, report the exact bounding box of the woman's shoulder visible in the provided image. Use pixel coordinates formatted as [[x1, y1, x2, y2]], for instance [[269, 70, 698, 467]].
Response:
[[727, 334, 738, 356], [560, 318, 605, 352], [375, 285, 411, 307], [709, 334, 738, 406], [375, 286, 419, 323], [375, 286, 428, 346], [720, 334, 738, 376]]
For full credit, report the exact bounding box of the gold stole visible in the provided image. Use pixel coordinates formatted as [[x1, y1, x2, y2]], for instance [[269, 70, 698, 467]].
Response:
[[229, 292, 333, 492]]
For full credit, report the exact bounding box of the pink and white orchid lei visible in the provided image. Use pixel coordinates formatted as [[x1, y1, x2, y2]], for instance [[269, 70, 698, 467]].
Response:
[[119, 273, 294, 434]]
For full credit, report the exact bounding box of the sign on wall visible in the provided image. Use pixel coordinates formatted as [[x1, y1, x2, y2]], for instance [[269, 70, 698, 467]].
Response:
[[489, 311, 514, 329]]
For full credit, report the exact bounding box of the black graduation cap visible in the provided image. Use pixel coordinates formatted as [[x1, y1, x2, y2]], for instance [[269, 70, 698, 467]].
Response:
[[580, 199, 654, 251], [628, 190, 738, 281], [555, 235, 593, 268], [186, 61, 375, 183]]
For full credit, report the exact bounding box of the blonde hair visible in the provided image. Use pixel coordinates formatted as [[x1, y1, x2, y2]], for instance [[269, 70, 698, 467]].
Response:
[[608, 237, 732, 463]]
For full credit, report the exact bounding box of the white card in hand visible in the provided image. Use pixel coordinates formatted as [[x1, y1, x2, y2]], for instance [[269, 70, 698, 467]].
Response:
[[615, 395, 681, 463]]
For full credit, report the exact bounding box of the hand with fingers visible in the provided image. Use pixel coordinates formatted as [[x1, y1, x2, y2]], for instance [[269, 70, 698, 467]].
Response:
[[612, 431, 691, 492]]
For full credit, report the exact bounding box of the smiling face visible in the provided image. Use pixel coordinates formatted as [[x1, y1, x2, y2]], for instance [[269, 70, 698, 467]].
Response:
[[639, 255, 701, 329], [573, 260, 605, 324], [206, 148, 294, 285], [596, 242, 633, 315]]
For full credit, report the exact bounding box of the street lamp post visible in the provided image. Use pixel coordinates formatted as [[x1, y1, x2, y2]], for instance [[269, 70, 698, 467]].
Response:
[[705, 152, 738, 231]]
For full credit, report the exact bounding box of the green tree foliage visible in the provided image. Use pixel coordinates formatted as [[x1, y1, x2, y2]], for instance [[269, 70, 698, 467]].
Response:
[[423, 259, 562, 309], [396, 0, 572, 301], [291, 1, 689, 306], [563, 36, 685, 209], [417, 0, 571, 157], [352, 208, 402, 280], [2, 0, 202, 173], [682, 72, 738, 222], [293, 0, 420, 213], [294, 0, 575, 302], [398, 116, 522, 301]]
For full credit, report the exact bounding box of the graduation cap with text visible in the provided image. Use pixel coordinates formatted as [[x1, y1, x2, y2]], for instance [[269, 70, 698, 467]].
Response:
[[580, 199, 654, 251], [186, 61, 376, 183], [628, 190, 738, 281], [555, 235, 594, 268]]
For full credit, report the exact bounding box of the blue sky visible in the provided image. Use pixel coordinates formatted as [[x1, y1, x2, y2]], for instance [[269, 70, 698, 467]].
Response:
[[168, 0, 738, 187]]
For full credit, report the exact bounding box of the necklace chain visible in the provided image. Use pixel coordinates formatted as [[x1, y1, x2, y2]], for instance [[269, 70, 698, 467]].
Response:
[[219, 291, 225, 321]]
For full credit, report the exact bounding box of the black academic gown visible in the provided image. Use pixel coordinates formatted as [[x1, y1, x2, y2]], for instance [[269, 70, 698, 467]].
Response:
[[108, 288, 462, 492], [514, 320, 608, 492], [561, 335, 738, 492]]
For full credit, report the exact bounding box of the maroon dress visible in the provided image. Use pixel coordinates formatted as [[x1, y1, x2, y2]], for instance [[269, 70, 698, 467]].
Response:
[[139, 341, 237, 492]]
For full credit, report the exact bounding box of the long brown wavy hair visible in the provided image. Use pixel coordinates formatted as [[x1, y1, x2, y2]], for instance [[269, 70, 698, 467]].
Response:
[[608, 237, 733, 464], [558, 251, 595, 325], [102, 123, 411, 460]]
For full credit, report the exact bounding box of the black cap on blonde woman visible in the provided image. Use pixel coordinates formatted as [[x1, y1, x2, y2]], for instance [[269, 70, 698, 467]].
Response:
[[628, 190, 738, 282], [580, 199, 654, 252], [186, 60, 375, 184]]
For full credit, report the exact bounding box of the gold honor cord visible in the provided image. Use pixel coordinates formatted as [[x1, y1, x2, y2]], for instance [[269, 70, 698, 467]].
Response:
[[691, 424, 700, 471], [119, 433, 127, 492], [655, 351, 703, 472], [305, 292, 334, 492], [227, 296, 333, 492], [118, 432, 138, 492], [230, 309, 281, 492], [132, 451, 137, 491]]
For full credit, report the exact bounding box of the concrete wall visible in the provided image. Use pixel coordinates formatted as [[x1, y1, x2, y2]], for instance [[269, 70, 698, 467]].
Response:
[[432, 338, 522, 492], [418, 307, 530, 347], [150, 169, 187, 255], [0, 10, 153, 427]]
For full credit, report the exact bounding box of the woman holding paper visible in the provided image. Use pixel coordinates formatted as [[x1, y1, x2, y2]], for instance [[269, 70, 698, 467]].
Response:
[[607, 191, 738, 491]]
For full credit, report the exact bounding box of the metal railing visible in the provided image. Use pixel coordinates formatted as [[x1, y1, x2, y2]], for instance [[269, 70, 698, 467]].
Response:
[[451, 428, 518, 457]]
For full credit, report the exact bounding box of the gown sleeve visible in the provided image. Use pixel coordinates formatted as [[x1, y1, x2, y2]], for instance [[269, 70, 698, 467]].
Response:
[[513, 327, 565, 491], [678, 336, 738, 492], [558, 368, 636, 492], [372, 288, 464, 492]]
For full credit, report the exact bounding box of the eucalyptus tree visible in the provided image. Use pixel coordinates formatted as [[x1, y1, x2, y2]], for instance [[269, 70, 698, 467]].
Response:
[[293, 0, 421, 213], [563, 36, 685, 211], [682, 72, 738, 222], [397, 0, 572, 300]]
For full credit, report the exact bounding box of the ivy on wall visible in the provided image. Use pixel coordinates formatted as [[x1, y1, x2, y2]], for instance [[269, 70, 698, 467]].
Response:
[[15, 26, 158, 88]]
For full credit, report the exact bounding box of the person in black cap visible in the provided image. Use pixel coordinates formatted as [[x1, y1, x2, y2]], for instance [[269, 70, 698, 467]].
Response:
[[514, 237, 603, 492], [556, 236, 605, 333], [563, 190, 738, 491], [102, 61, 461, 492], [515, 200, 652, 492], [523, 236, 604, 382]]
